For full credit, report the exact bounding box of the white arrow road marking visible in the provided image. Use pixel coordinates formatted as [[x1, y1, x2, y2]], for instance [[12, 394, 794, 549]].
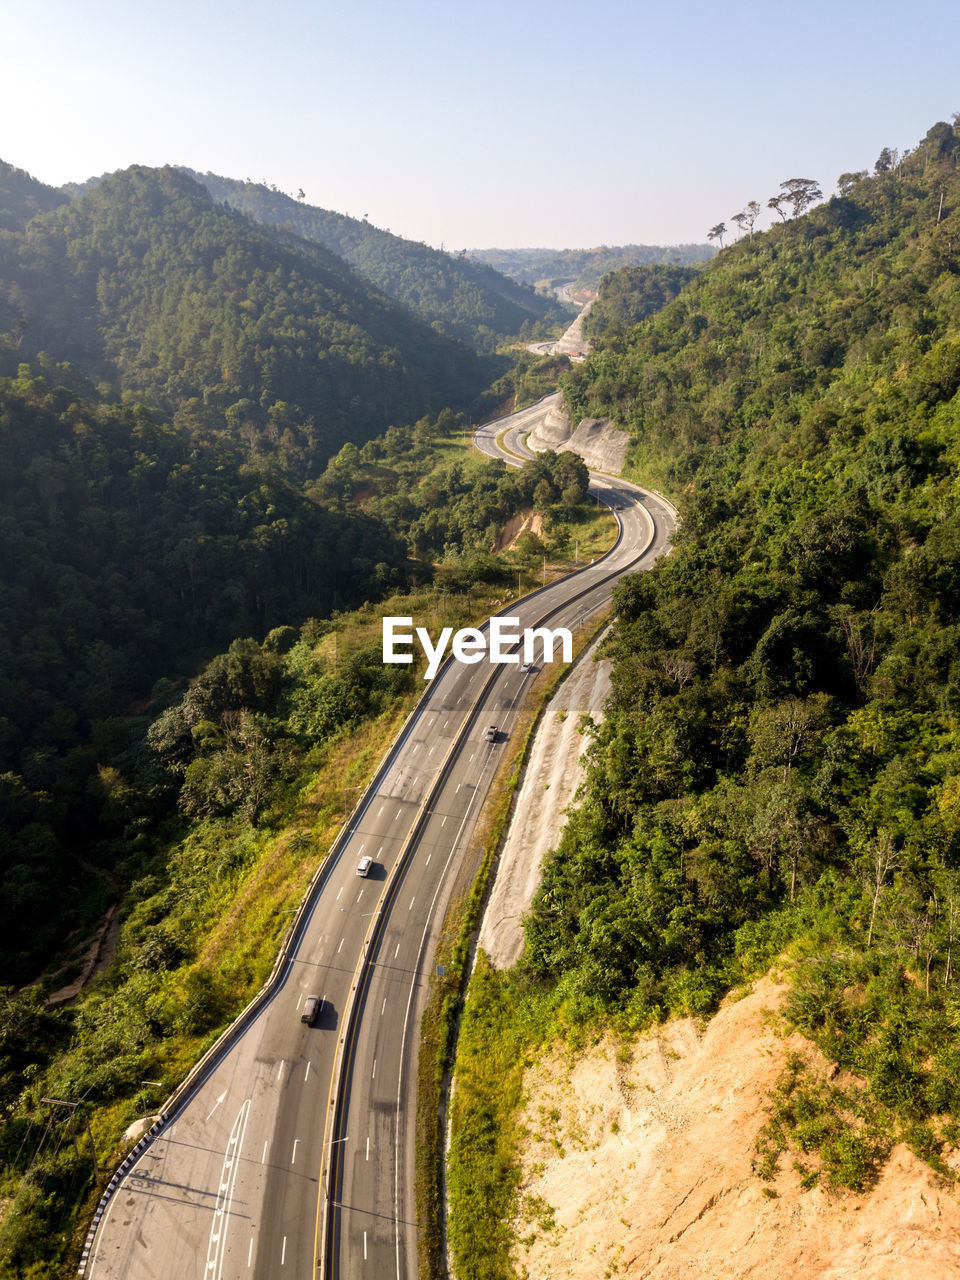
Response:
[[206, 1090, 227, 1122], [205, 1099, 251, 1280]]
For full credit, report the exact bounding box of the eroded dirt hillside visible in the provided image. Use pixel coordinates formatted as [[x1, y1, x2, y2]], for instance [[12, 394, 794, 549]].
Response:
[[513, 978, 960, 1279]]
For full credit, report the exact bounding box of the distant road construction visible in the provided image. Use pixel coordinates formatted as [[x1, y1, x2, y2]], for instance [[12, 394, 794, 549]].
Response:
[[526, 299, 594, 360]]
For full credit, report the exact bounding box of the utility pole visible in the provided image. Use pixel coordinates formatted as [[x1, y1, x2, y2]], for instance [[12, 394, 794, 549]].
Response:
[[140, 1080, 163, 1118], [41, 1098, 98, 1180]]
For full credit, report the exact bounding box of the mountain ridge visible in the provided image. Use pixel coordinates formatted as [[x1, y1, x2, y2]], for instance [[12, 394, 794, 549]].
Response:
[[181, 169, 572, 351], [1, 163, 491, 471]]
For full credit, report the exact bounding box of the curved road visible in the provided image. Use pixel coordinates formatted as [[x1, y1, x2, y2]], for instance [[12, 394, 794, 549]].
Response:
[[525, 300, 593, 360], [87, 394, 674, 1280]]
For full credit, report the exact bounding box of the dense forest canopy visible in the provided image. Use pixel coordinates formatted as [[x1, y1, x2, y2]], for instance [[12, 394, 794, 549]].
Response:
[[521, 118, 960, 1184], [583, 263, 705, 341], [0, 160, 66, 232], [316, 420, 590, 579], [0, 165, 493, 475], [0, 365, 416, 981], [177, 171, 572, 353], [468, 242, 716, 292]]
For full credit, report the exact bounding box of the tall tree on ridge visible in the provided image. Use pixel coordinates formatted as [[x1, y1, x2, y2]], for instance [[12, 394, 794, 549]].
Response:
[[779, 177, 823, 218]]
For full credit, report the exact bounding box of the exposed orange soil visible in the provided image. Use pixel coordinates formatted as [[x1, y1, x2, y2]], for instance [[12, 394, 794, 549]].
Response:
[[513, 977, 960, 1279]]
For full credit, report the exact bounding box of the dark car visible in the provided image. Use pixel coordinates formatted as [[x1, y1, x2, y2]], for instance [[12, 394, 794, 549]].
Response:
[[301, 995, 321, 1025]]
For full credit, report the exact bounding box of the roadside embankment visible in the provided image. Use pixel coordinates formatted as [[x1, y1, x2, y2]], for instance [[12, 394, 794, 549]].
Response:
[[524, 396, 632, 476], [511, 977, 960, 1280], [478, 631, 611, 968], [526, 300, 594, 360], [525, 396, 572, 451]]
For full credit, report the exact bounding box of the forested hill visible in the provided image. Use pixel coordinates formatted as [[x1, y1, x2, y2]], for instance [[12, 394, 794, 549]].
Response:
[[0, 165, 488, 473], [582, 262, 704, 340], [469, 242, 716, 292], [0, 366, 413, 980], [182, 170, 569, 351], [525, 119, 960, 1185], [0, 160, 67, 231]]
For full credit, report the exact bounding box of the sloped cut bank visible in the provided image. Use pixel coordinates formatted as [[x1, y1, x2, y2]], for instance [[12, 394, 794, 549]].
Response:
[[454, 975, 960, 1280], [478, 633, 612, 968]]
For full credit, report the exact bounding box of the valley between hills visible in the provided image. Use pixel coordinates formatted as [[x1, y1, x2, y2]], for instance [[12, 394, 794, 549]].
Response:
[[5, 117, 960, 1280]]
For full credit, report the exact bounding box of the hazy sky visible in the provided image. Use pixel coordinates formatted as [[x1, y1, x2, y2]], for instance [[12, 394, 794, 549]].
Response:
[[4, 0, 959, 249]]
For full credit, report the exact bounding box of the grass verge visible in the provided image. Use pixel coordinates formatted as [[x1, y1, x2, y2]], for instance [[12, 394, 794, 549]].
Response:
[[415, 611, 610, 1280], [0, 481, 617, 1277]]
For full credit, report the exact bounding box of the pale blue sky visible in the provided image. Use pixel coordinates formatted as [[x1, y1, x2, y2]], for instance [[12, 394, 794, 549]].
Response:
[[4, 0, 959, 248]]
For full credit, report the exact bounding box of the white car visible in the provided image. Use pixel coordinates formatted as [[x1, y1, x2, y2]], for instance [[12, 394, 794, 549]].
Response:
[[356, 855, 373, 877]]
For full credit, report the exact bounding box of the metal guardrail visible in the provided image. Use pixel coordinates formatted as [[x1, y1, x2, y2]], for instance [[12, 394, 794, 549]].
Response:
[[79, 461, 668, 1277], [318, 496, 662, 1278]]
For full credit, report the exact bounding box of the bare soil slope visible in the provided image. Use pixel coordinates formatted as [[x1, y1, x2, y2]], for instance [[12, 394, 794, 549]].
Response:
[[513, 978, 960, 1279]]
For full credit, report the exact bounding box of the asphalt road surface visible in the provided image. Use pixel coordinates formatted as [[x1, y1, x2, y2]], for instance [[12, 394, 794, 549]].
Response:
[[87, 395, 675, 1280]]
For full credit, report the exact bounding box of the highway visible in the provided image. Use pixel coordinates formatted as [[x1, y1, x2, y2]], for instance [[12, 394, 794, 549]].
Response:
[[85, 393, 675, 1280]]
